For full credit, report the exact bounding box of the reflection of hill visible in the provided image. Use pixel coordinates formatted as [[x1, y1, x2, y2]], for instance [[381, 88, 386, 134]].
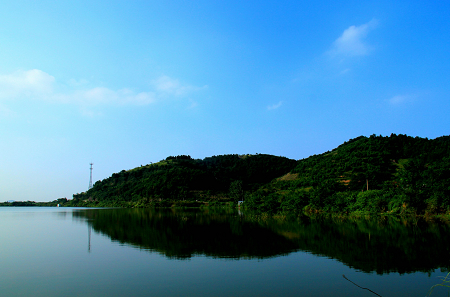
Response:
[[73, 208, 298, 259], [258, 215, 450, 274], [73, 209, 450, 274]]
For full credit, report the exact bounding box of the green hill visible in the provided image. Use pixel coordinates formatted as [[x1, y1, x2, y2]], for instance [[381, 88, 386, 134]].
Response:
[[68, 134, 450, 215], [245, 134, 450, 214], [70, 154, 298, 207]]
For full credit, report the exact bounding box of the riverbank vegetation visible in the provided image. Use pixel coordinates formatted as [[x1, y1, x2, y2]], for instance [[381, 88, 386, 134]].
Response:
[[0, 198, 68, 207]]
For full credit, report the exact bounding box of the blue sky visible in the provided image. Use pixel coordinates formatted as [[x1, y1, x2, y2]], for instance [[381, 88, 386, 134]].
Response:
[[1, 0, 449, 202]]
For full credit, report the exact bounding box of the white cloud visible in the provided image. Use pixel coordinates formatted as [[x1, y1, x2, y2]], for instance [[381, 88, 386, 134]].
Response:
[[0, 69, 55, 99], [388, 94, 416, 105], [63, 88, 156, 106], [267, 101, 283, 110], [188, 102, 198, 109], [0, 70, 204, 110], [151, 75, 208, 96], [67, 78, 89, 87], [48, 87, 156, 106], [389, 95, 407, 104], [329, 19, 378, 57]]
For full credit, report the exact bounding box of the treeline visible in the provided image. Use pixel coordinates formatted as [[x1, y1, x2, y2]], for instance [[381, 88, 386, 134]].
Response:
[[68, 154, 297, 208], [0, 198, 68, 207], [245, 134, 450, 215]]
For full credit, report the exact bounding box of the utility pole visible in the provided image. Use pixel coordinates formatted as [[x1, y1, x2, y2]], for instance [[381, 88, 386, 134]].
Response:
[[89, 163, 94, 190]]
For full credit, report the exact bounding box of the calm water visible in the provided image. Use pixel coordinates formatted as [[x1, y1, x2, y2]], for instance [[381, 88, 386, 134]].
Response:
[[1, 207, 449, 297]]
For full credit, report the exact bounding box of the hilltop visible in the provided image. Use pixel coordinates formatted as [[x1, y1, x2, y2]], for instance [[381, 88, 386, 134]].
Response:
[[66, 134, 450, 215]]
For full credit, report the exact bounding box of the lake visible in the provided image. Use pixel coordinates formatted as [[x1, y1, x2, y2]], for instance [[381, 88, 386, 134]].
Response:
[[0, 207, 449, 296]]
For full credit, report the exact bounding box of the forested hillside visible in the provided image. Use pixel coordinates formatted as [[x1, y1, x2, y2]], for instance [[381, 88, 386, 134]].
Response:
[[245, 134, 450, 214], [68, 134, 450, 215], [69, 154, 297, 207]]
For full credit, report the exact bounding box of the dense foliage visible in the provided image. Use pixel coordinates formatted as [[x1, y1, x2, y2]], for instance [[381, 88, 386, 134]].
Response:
[[245, 134, 450, 215], [69, 154, 297, 208]]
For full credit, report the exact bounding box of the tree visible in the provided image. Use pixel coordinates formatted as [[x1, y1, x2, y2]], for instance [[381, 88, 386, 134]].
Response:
[[229, 180, 244, 202]]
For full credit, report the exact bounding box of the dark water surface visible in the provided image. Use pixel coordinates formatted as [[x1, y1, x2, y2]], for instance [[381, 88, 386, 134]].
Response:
[[1, 207, 449, 296]]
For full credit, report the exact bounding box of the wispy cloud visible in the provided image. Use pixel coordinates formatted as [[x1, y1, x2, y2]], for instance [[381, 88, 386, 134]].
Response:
[[0, 70, 206, 111], [67, 78, 89, 87], [267, 101, 283, 110], [79, 108, 103, 118], [388, 94, 416, 105], [55, 87, 156, 106], [328, 19, 378, 58], [0, 103, 15, 117], [151, 75, 208, 96]]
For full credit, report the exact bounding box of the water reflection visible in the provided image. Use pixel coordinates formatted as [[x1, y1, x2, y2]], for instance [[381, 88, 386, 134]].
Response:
[[73, 208, 297, 259], [73, 208, 450, 274]]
